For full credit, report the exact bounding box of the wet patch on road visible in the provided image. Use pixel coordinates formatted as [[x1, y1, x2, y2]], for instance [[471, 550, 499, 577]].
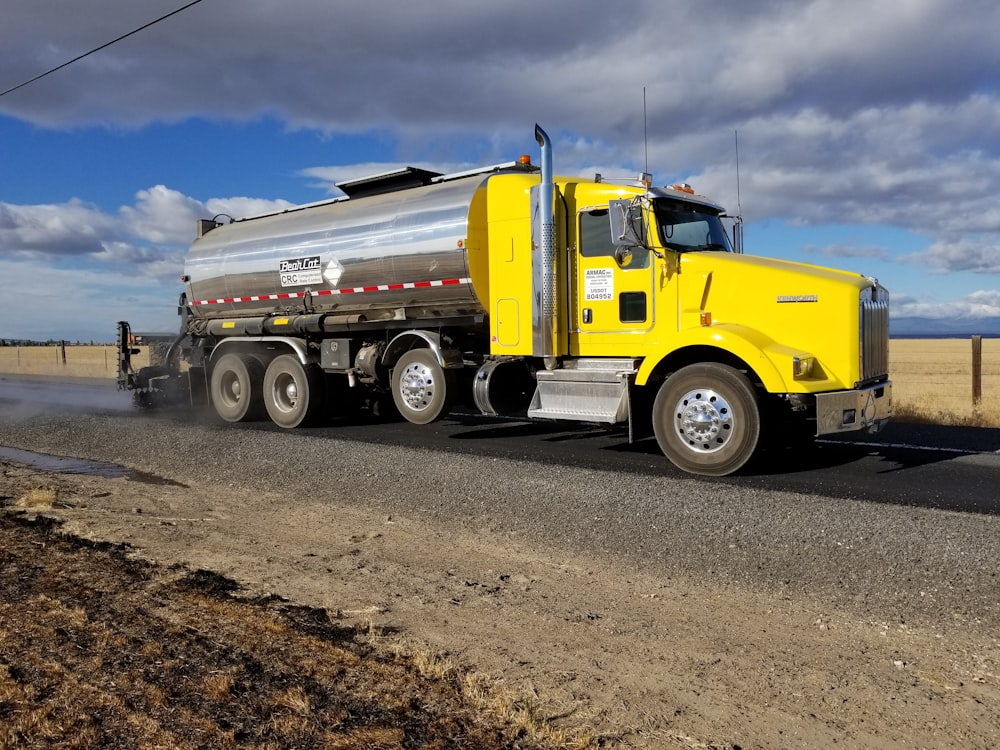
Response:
[[0, 445, 187, 487]]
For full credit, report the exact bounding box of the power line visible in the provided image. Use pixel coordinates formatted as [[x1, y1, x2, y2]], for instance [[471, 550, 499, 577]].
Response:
[[0, 0, 205, 99]]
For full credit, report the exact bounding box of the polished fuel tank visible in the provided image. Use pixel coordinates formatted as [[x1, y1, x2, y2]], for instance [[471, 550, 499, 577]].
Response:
[[184, 171, 492, 321]]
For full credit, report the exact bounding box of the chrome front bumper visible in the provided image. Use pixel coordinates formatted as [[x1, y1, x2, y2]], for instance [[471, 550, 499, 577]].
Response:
[[815, 381, 892, 436]]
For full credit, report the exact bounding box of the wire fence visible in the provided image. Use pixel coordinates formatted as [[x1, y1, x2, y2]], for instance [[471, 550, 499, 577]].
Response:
[[889, 337, 1000, 425], [0, 344, 150, 379]]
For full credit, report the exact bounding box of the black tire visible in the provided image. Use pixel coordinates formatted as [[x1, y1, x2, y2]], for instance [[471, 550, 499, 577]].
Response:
[[209, 353, 264, 423], [391, 349, 454, 424], [652, 363, 761, 476], [263, 354, 324, 428]]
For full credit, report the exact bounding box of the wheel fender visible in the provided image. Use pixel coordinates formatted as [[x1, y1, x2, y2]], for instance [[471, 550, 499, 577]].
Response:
[[382, 331, 462, 369], [636, 324, 792, 393], [211, 336, 310, 365]]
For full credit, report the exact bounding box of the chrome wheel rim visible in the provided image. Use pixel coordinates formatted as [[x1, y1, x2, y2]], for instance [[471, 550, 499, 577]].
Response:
[[271, 373, 298, 414], [398, 361, 435, 412], [673, 388, 734, 453]]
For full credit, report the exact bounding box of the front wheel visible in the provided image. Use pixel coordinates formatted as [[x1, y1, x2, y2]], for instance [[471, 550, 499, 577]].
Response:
[[391, 349, 454, 424], [652, 363, 761, 476], [263, 354, 323, 428]]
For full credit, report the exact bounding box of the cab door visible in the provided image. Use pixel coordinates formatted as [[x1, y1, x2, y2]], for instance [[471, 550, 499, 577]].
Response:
[[570, 208, 655, 355]]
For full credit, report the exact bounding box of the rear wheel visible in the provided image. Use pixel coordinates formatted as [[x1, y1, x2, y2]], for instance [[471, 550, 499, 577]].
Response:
[[652, 362, 761, 476], [210, 353, 264, 422], [391, 349, 454, 424], [263, 354, 323, 428]]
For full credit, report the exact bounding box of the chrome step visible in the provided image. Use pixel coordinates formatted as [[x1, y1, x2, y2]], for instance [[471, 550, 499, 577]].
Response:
[[527, 359, 638, 424]]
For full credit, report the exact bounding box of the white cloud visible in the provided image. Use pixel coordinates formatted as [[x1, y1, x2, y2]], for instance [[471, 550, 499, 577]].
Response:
[[685, 97, 1000, 221], [901, 238, 1000, 275], [894, 288, 1000, 319], [0, 199, 116, 256], [0, 186, 296, 302], [119, 185, 204, 245], [0, 184, 295, 339]]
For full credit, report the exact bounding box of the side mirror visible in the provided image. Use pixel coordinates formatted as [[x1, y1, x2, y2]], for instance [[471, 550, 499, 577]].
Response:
[[609, 198, 646, 250], [614, 246, 634, 269]]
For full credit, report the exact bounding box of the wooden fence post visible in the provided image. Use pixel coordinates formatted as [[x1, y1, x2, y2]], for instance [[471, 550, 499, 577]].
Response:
[[972, 335, 982, 406]]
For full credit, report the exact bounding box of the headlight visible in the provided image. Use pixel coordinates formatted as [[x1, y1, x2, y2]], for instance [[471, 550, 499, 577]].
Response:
[[793, 356, 815, 379]]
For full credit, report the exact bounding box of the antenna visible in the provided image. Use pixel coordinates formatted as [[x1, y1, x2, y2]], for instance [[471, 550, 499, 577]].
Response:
[[734, 129, 743, 219], [734, 130, 745, 253], [643, 87, 649, 175]]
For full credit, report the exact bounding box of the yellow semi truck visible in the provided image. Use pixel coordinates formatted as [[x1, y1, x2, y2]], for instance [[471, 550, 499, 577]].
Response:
[[118, 124, 891, 476]]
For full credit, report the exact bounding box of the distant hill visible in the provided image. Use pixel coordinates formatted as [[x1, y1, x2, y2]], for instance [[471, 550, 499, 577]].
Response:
[[890, 317, 1000, 337]]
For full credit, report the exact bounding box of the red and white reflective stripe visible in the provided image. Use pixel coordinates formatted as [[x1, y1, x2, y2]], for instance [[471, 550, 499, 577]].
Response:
[[192, 277, 471, 307]]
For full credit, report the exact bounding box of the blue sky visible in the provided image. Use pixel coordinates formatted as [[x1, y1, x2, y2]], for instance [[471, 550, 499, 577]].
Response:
[[2, 0, 999, 341]]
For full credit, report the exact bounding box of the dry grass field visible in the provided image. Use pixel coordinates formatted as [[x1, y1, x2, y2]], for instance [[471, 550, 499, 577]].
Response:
[[0, 345, 150, 379], [0, 340, 998, 427], [889, 337, 1000, 427]]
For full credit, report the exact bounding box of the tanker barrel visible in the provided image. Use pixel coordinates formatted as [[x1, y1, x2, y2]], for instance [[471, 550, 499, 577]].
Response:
[[184, 176, 488, 322]]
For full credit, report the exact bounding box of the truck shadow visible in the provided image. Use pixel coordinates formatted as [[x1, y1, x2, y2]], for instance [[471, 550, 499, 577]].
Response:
[[443, 415, 885, 476], [745, 423, 999, 477]]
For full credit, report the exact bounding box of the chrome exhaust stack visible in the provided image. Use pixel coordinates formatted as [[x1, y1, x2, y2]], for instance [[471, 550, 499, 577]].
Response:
[[531, 124, 559, 366]]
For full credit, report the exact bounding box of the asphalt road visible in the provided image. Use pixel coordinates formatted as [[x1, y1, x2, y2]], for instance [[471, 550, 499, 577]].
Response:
[[2, 373, 999, 517], [3, 373, 1000, 629]]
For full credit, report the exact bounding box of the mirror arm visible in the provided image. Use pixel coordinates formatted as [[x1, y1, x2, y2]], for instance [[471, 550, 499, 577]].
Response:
[[632, 196, 664, 260]]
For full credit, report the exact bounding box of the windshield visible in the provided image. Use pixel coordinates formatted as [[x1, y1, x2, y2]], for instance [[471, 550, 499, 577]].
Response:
[[653, 198, 733, 253]]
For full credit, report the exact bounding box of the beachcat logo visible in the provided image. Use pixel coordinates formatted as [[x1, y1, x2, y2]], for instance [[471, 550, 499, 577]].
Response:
[[279, 256, 322, 287], [777, 294, 819, 303]]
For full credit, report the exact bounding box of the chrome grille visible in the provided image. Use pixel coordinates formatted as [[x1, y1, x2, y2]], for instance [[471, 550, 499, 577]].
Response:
[[860, 281, 889, 384]]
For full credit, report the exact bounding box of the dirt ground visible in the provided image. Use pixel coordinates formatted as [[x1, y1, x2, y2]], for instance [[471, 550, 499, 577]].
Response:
[[0, 513, 551, 750], [1, 460, 998, 749]]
